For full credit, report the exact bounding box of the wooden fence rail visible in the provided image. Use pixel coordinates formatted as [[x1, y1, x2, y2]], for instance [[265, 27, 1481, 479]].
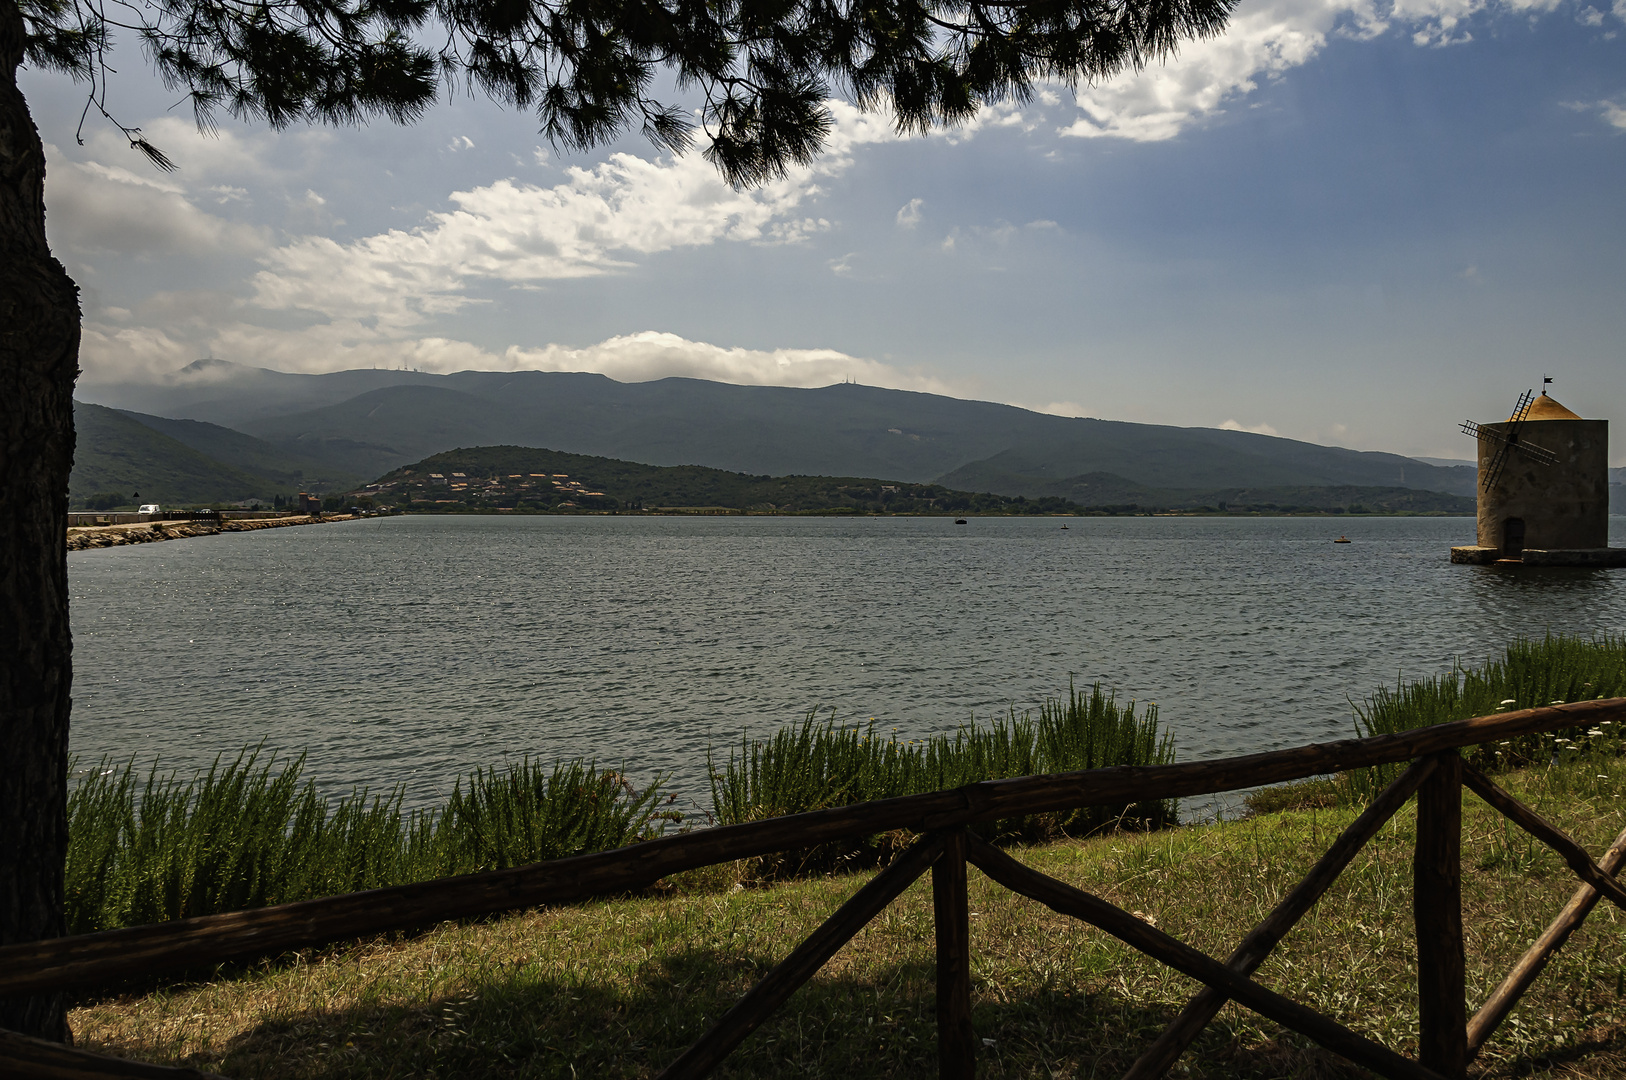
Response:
[[6, 697, 1626, 1080]]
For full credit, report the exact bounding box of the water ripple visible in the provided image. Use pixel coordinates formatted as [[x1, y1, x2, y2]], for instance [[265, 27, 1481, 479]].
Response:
[[68, 514, 1626, 810]]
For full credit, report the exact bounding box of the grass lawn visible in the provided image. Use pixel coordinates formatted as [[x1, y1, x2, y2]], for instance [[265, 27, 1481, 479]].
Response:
[[68, 755, 1626, 1079]]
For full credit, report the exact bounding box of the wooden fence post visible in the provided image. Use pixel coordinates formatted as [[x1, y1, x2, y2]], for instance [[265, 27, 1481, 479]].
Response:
[[1415, 750, 1466, 1079], [935, 828, 975, 1079]]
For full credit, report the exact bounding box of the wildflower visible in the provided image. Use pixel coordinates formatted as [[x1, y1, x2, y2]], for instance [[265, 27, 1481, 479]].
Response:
[[1589, 729, 1606, 737], [1552, 700, 1566, 706], [1500, 699, 1518, 706]]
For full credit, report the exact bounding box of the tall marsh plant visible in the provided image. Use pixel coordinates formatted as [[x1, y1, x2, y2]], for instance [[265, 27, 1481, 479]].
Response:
[[1342, 634, 1626, 804], [710, 682, 1176, 875], [66, 750, 667, 934]]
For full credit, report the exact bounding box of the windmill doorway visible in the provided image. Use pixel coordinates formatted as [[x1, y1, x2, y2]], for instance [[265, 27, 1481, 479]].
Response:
[[1502, 517, 1526, 559]]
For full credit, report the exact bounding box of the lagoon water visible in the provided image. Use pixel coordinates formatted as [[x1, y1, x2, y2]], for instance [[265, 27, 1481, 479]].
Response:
[[68, 514, 1626, 812]]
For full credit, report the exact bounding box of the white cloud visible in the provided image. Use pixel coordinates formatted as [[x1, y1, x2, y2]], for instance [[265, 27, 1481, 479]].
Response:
[[1034, 400, 1093, 417], [1219, 418, 1281, 436], [1060, 0, 1356, 141], [80, 117, 329, 183], [1390, 0, 1566, 46], [1562, 96, 1626, 129], [249, 101, 900, 327], [1056, 0, 1583, 141], [43, 152, 270, 258], [896, 198, 924, 227], [503, 332, 963, 392]]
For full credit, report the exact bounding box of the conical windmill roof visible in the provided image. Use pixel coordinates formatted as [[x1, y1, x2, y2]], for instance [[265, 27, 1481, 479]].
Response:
[[1514, 393, 1583, 421]]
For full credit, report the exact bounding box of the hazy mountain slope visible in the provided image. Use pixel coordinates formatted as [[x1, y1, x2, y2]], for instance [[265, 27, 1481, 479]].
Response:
[[236, 373, 1477, 493], [85, 360, 1482, 496], [238, 384, 553, 477], [116, 410, 361, 491], [70, 403, 276, 507], [238, 376, 1052, 481], [78, 359, 446, 426], [993, 471, 1472, 512], [939, 424, 1477, 497]]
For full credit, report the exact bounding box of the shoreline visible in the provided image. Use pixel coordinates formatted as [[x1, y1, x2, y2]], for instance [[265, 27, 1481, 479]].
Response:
[[66, 513, 357, 551]]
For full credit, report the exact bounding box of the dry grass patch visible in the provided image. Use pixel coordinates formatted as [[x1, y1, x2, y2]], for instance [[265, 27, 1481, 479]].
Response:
[[70, 758, 1626, 1078]]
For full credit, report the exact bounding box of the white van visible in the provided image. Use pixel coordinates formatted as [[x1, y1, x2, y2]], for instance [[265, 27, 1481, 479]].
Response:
[[138, 504, 162, 515]]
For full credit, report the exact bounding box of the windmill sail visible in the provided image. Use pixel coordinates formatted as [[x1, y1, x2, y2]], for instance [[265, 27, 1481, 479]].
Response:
[[1461, 389, 1557, 490]]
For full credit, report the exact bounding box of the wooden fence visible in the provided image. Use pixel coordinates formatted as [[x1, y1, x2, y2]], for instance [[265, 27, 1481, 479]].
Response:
[[4, 698, 1626, 1079]]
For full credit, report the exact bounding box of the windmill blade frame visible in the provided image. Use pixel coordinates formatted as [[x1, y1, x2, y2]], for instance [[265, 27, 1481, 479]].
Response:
[[1460, 389, 1558, 491]]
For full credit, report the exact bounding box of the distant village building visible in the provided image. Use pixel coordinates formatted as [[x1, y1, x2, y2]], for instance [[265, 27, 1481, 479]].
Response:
[[1452, 391, 1624, 566]]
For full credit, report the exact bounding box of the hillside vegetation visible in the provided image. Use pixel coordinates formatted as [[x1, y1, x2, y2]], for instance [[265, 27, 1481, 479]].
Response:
[[70, 403, 275, 509], [366, 446, 1473, 515], [118, 409, 358, 492], [367, 446, 1080, 515], [69, 402, 359, 509]]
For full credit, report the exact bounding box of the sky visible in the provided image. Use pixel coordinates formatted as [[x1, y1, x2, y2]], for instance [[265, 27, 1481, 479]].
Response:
[[19, 0, 1626, 463]]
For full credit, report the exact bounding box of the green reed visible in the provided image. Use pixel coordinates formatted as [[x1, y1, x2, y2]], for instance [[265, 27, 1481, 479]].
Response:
[[1340, 633, 1626, 804], [709, 682, 1177, 875], [65, 750, 668, 934]]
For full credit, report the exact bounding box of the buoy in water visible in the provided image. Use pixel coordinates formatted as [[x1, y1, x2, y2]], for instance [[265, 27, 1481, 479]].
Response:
[[1334, 536, 1351, 543]]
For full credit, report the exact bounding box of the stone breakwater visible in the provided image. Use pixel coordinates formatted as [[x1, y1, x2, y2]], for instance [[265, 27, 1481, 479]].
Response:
[[66, 514, 356, 551]]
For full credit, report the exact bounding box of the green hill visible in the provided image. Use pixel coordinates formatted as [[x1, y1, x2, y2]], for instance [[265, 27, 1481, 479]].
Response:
[[70, 403, 277, 509], [365, 447, 1474, 516], [368, 447, 1079, 515], [116, 409, 359, 492], [70, 403, 360, 509]]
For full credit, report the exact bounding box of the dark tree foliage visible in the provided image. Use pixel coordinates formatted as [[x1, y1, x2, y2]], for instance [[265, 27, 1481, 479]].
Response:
[[20, 0, 1233, 185], [1, 0, 1234, 1046]]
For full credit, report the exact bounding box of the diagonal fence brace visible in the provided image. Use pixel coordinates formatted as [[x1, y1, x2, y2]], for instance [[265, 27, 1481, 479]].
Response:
[[964, 833, 1445, 1080], [1469, 821, 1626, 1057], [1461, 763, 1626, 912], [657, 832, 946, 1079], [1123, 755, 1439, 1080]]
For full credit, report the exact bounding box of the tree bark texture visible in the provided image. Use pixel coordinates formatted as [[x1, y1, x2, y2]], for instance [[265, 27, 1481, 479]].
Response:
[[0, 0, 80, 1042]]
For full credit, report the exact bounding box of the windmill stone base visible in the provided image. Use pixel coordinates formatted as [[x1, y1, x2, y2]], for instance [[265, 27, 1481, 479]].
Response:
[[1452, 546, 1626, 567]]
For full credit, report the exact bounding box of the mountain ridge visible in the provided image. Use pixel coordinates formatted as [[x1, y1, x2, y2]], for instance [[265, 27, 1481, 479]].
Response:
[[78, 361, 1483, 499]]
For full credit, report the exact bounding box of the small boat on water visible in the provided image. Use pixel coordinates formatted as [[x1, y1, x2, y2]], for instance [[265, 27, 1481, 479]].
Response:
[[1334, 535, 1351, 543], [955, 518, 967, 525]]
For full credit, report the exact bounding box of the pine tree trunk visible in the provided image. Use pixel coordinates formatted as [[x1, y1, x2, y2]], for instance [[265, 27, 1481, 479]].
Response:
[[0, 0, 79, 1043]]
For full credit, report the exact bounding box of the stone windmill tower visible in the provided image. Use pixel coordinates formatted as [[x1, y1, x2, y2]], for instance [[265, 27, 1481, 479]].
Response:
[[1451, 387, 1623, 566]]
